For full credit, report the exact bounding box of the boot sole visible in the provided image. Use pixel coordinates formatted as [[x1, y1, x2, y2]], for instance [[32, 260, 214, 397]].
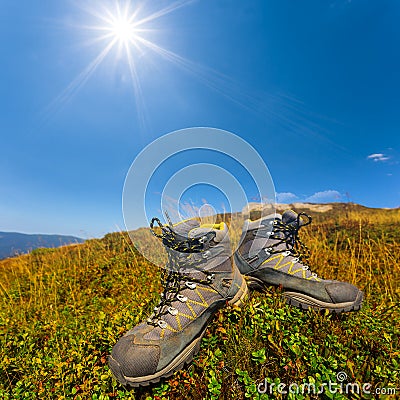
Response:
[[109, 278, 248, 387], [283, 290, 364, 313], [246, 276, 363, 313]]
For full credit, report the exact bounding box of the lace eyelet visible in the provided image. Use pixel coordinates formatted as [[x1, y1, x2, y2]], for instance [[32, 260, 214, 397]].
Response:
[[202, 250, 211, 259], [185, 281, 197, 289], [207, 273, 215, 282], [168, 306, 178, 316], [199, 236, 208, 244], [177, 294, 188, 302], [158, 320, 168, 329], [283, 251, 291, 257]]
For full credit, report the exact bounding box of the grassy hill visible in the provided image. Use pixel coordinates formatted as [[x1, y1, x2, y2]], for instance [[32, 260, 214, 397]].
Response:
[[0, 204, 399, 399]]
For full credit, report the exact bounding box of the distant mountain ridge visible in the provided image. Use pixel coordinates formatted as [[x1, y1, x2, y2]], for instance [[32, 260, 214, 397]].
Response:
[[0, 231, 84, 260]]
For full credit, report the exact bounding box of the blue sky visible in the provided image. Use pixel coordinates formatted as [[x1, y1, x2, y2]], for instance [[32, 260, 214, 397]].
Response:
[[1, 0, 399, 237]]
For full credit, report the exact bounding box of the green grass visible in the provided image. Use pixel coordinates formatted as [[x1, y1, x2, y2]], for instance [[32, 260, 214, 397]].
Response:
[[0, 205, 399, 399]]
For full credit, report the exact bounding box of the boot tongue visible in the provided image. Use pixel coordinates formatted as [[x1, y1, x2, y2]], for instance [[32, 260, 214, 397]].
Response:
[[188, 223, 227, 243], [282, 210, 307, 227], [172, 219, 200, 237], [164, 219, 201, 249]]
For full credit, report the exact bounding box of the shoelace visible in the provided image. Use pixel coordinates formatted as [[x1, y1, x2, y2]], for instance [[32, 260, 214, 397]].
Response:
[[269, 213, 312, 259], [147, 218, 215, 326], [254, 212, 317, 277]]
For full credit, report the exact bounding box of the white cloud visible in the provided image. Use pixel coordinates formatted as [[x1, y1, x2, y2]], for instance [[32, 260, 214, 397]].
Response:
[[276, 192, 298, 203], [305, 190, 342, 203], [367, 153, 390, 162], [275, 190, 343, 203]]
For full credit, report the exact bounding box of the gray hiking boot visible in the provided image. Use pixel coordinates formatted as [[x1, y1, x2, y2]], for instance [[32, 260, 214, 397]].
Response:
[[234, 210, 363, 313], [109, 218, 247, 387]]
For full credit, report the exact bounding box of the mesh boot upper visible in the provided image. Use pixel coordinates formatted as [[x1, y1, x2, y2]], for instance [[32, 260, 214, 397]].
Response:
[[238, 210, 320, 281]]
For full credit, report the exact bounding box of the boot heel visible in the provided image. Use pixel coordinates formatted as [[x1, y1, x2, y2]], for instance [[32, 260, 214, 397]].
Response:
[[228, 276, 248, 307]]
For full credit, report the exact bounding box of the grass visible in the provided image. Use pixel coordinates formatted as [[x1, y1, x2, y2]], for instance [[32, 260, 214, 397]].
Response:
[[0, 204, 399, 399]]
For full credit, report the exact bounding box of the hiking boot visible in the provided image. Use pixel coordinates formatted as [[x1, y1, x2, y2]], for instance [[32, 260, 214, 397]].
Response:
[[234, 210, 363, 313], [109, 218, 247, 387]]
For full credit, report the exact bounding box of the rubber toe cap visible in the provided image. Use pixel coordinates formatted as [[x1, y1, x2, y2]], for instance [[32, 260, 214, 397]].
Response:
[[325, 281, 362, 304], [109, 335, 160, 381]]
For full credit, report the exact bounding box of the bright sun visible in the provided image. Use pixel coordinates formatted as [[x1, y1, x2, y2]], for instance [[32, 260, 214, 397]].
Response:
[[95, 1, 141, 49], [111, 18, 136, 43], [49, 1, 197, 123]]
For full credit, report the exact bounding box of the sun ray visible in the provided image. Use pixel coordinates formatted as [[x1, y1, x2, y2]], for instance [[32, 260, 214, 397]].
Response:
[[42, 37, 117, 120], [78, 32, 115, 48], [134, 35, 263, 113], [41, 0, 339, 149], [124, 40, 147, 130], [133, 0, 197, 28], [78, 2, 116, 26], [133, 35, 340, 147]]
